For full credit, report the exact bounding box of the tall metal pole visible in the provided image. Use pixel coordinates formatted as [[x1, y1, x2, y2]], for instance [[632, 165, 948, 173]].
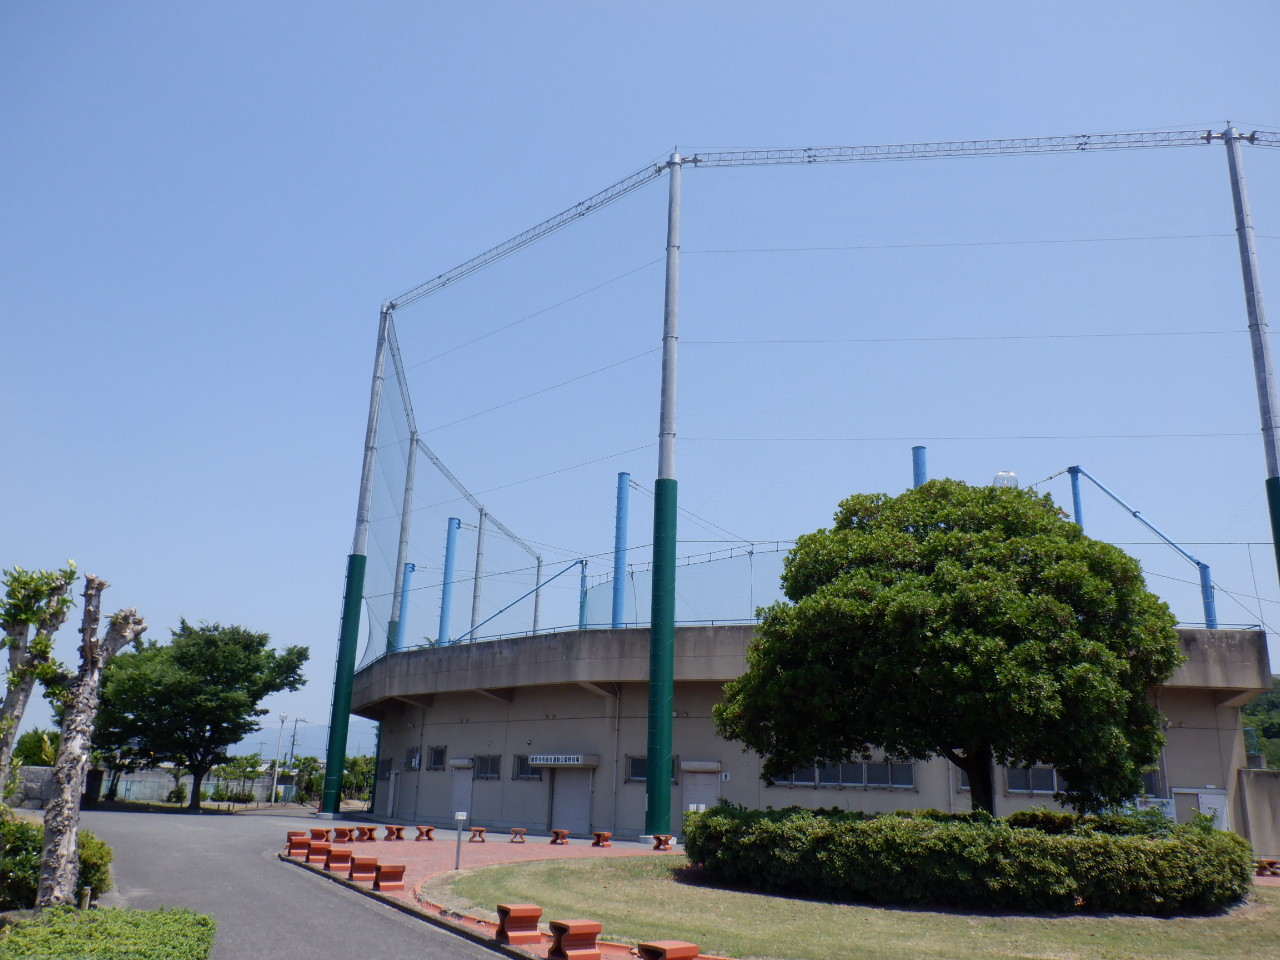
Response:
[[438, 517, 461, 644], [386, 431, 418, 652], [613, 472, 631, 627], [647, 153, 681, 837], [1222, 128, 1280, 586], [269, 714, 286, 804], [578, 559, 589, 629], [393, 562, 415, 650], [532, 557, 544, 634], [1068, 466, 1085, 528], [322, 307, 390, 816], [471, 509, 487, 632], [911, 446, 927, 488]]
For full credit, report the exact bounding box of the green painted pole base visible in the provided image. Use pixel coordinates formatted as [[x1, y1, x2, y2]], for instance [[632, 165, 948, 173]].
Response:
[[322, 553, 366, 814], [646, 477, 677, 837]]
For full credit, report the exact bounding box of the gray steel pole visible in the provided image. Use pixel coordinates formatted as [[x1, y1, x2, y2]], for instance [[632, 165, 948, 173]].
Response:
[[470, 509, 487, 632], [646, 153, 681, 837], [387, 431, 418, 652], [352, 309, 391, 556], [532, 556, 543, 634], [658, 154, 682, 480], [1223, 127, 1280, 583]]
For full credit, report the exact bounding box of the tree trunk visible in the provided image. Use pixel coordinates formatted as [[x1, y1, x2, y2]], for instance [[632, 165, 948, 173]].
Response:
[[36, 578, 146, 909], [0, 666, 37, 794], [944, 744, 996, 815], [188, 766, 207, 811]]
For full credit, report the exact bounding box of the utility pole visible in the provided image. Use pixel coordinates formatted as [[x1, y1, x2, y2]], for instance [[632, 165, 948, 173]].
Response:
[[270, 714, 287, 804], [646, 152, 681, 838], [1219, 126, 1280, 585]]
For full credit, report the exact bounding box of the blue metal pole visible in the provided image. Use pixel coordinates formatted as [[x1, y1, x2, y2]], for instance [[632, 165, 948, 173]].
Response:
[[1073, 466, 1218, 629], [911, 446, 927, 488], [1068, 466, 1084, 529], [1198, 563, 1219, 630], [613, 473, 630, 627], [391, 562, 415, 651], [438, 518, 461, 645], [579, 559, 589, 630]]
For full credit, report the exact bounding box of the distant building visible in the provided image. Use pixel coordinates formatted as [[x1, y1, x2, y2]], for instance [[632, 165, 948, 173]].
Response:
[[355, 625, 1280, 853]]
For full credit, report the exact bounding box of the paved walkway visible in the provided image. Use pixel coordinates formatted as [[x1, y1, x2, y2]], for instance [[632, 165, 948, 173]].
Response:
[[83, 809, 499, 960]]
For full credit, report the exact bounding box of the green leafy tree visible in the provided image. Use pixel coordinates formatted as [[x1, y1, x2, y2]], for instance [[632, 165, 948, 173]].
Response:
[[292, 755, 322, 804], [1241, 676, 1280, 767], [12, 728, 60, 767], [94, 621, 307, 810], [0, 564, 77, 796], [715, 479, 1183, 814], [343, 754, 375, 801]]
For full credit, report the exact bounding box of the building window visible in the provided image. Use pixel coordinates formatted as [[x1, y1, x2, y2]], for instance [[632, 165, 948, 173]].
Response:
[[1006, 765, 1062, 794], [774, 760, 914, 788], [473, 755, 501, 780], [512, 755, 542, 781], [404, 746, 421, 771], [425, 746, 447, 771], [624, 755, 678, 783]]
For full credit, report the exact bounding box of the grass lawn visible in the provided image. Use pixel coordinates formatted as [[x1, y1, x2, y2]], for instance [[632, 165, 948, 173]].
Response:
[[426, 855, 1278, 960]]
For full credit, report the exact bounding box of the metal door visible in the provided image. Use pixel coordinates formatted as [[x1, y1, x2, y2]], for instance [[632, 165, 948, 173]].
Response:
[[682, 771, 721, 814], [549, 768, 593, 835]]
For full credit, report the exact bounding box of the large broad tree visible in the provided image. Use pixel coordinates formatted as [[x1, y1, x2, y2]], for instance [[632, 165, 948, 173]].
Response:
[[95, 620, 307, 810], [715, 479, 1183, 814]]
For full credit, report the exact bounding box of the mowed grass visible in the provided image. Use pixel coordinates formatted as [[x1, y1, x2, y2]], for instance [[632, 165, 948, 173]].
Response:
[[428, 855, 1280, 960]]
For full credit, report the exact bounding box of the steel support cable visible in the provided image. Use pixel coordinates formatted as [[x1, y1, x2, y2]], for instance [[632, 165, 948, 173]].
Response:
[[681, 129, 1278, 168], [386, 162, 670, 312], [413, 437, 540, 563]]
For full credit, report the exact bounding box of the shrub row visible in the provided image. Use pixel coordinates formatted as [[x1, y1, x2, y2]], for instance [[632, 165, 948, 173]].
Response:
[[0, 906, 215, 959], [0, 818, 114, 911], [682, 804, 1253, 915]]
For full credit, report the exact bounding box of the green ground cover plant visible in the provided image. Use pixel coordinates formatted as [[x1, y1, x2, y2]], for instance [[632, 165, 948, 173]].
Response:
[[682, 805, 1251, 915], [434, 855, 1279, 960], [0, 906, 215, 959]]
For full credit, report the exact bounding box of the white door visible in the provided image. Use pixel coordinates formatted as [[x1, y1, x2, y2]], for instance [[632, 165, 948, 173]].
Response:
[[1196, 790, 1230, 830], [550, 768, 593, 836], [682, 771, 721, 814]]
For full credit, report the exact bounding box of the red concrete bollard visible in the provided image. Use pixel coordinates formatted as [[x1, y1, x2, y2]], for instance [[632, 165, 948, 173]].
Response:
[[591, 831, 612, 847], [349, 857, 379, 884], [495, 903, 543, 946], [469, 826, 487, 843], [306, 841, 331, 865], [548, 919, 602, 960], [415, 825, 435, 841], [374, 863, 406, 892], [384, 824, 405, 840], [325, 848, 354, 874], [509, 828, 527, 843], [550, 829, 570, 845], [652, 835, 674, 851]]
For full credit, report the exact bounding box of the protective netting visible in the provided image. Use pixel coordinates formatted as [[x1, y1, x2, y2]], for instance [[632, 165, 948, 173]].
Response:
[[581, 543, 791, 628]]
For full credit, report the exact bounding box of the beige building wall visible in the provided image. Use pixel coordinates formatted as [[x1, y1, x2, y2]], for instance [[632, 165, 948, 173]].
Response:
[[354, 625, 1271, 841]]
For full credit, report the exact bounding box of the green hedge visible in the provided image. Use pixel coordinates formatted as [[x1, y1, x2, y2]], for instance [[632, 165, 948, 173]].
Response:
[[0, 819, 114, 910], [682, 804, 1253, 915], [0, 906, 215, 959]]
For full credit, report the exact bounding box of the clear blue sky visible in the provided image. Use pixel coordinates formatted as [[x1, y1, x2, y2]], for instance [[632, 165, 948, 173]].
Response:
[[4, 2, 1279, 760]]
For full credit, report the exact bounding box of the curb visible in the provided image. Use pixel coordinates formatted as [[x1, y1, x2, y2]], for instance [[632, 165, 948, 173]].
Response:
[[278, 853, 735, 960]]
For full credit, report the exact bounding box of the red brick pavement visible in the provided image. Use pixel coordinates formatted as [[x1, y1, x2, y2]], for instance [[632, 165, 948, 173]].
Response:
[[282, 825, 707, 959]]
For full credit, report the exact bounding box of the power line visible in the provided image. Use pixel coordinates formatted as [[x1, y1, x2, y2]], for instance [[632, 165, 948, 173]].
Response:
[[428, 349, 657, 432], [406, 258, 663, 369], [689, 233, 1235, 255], [684, 330, 1240, 346], [685, 433, 1252, 442]]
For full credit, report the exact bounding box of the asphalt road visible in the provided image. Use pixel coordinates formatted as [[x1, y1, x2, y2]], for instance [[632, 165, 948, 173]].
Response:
[[82, 809, 495, 960]]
